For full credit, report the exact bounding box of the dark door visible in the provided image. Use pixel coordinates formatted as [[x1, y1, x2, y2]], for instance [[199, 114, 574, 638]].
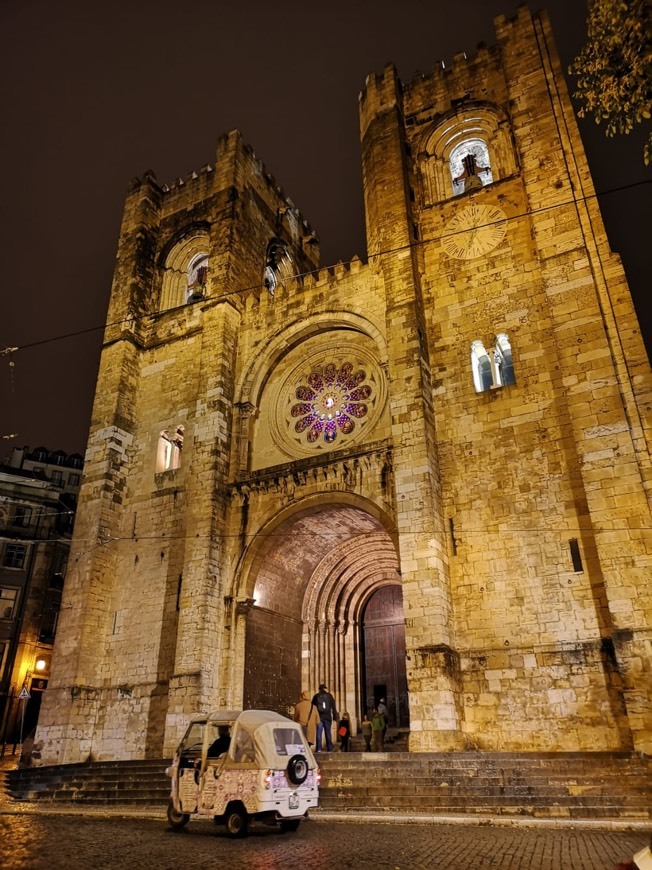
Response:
[[361, 585, 409, 727]]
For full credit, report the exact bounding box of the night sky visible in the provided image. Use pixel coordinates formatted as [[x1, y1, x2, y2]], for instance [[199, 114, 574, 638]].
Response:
[[1, 0, 649, 459]]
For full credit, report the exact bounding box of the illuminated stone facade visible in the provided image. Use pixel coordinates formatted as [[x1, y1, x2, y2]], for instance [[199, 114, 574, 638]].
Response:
[[37, 7, 651, 764]]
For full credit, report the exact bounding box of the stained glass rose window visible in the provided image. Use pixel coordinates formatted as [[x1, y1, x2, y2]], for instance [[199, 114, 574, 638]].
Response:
[[290, 362, 372, 445]]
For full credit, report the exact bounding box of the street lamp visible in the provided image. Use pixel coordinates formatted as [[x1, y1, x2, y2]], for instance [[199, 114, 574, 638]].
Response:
[[35, 657, 47, 672]]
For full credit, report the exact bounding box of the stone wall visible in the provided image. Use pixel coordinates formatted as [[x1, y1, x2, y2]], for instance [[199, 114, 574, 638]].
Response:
[[36, 7, 651, 764]]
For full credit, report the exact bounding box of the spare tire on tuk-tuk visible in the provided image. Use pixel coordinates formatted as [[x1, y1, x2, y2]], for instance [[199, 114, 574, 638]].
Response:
[[287, 753, 309, 785]]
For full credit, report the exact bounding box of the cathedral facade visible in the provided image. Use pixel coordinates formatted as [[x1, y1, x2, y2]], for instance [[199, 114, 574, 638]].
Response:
[[37, 7, 651, 765]]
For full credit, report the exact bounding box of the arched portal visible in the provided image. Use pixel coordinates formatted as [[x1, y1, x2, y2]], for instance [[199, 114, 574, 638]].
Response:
[[241, 500, 408, 731]]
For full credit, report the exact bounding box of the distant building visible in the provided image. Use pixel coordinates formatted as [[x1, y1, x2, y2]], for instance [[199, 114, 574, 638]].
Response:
[[37, 7, 650, 766], [0, 447, 81, 747]]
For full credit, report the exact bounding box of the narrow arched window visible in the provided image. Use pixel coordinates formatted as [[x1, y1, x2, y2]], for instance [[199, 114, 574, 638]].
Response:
[[186, 254, 208, 303], [450, 139, 493, 196], [471, 341, 493, 393], [159, 230, 210, 311], [156, 425, 184, 473], [471, 334, 516, 393], [494, 333, 515, 386], [263, 239, 294, 297]]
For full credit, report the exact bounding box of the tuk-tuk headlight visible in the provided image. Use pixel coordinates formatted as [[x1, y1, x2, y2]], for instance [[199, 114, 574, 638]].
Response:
[[264, 769, 272, 789]]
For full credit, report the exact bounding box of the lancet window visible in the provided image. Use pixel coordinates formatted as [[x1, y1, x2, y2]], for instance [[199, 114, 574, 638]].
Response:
[[156, 425, 184, 472], [159, 230, 210, 311], [263, 238, 294, 297], [419, 104, 517, 204], [450, 139, 493, 195], [471, 334, 516, 393]]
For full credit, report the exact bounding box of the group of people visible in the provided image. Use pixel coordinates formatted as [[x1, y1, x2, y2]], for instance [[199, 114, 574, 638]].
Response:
[[294, 686, 390, 753], [293, 684, 345, 752], [361, 698, 388, 752]]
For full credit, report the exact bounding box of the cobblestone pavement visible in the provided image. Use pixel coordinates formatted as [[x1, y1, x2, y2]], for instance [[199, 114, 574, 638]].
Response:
[[0, 810, 648, 869]]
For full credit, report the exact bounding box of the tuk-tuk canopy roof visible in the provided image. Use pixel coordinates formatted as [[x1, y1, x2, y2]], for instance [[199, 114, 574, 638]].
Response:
[[190, 709, 294, 730], [186, 709, 314, 769]]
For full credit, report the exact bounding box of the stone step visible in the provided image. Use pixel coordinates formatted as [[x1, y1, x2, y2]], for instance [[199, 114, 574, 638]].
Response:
[[6, 752, 650, 820]]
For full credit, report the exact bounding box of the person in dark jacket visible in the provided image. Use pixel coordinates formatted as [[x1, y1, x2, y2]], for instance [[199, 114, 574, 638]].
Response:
[[207, 725, 231, 758], [338, 712, 351, 752], [311, 683, 338, 752]]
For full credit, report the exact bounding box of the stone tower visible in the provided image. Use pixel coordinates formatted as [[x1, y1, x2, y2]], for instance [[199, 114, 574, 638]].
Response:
[[37, 7, 651, 764]]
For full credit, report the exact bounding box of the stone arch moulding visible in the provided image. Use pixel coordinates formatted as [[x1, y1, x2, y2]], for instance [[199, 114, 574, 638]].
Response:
[[233, 491, 398, 605], [235, 310, 388, 408], [302, 532, 400, 628], [417, 102, 518, 205], [157, 223, 211, 311]]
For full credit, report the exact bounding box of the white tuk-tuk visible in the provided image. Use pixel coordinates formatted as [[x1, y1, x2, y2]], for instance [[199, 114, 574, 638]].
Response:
[[166, 709, 320, 837]]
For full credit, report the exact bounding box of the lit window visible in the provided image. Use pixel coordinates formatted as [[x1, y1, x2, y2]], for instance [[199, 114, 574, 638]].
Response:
[[263, 239, 294, 297], [159, 230, 210, 311], [471, 341, 493, 393], [291, 362, 371, 446], [471, 334, 516, 393], [156, 425, 184, 473], [494, 334, 515, 386], [264, 265, 278, 296], [186, 253, 209, 303], [0, 587, 18, 619], [450, 139, 493, 196]]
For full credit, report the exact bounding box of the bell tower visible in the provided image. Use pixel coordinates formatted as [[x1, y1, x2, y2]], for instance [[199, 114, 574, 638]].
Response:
[[358, 7, 651, 752], [36, 132, 319, 764]]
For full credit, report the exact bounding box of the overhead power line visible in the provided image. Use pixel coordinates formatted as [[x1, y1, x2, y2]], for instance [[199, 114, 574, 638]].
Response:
[[3, 178, 649, 357]]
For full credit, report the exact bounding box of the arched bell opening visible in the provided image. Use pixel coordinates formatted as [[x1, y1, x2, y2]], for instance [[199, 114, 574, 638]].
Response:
[[239, 498, 407, 735]]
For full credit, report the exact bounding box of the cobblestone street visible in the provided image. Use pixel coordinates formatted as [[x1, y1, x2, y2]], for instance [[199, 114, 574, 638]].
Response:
[[0, 811, 648, 869]]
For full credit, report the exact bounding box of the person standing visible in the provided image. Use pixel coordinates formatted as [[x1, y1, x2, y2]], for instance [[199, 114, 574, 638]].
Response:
[[337, 712, 351, 752], [293, 690, 319, 748], [311, 683, 338, 752], [378, 697, 389, 745], [371, 707, 384, 751], [361, 714, 372, 752]]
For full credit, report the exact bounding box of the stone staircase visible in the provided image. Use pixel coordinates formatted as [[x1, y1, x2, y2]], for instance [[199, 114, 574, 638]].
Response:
[[3, 758, 170, 806], [318, 751, 652, 820], [3, 751, 650, 821]]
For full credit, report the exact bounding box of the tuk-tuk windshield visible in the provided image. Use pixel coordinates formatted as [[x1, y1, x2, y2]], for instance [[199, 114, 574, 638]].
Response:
[[181, 722, 205, 752], [272, 727, 305, 756]]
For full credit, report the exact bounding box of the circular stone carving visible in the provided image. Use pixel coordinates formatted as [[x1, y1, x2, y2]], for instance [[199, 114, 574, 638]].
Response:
[[272, 347, 385, 456]]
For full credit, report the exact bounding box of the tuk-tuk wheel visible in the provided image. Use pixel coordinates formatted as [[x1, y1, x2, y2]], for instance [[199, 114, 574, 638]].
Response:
[[280, 819, 300, 833], [287, 754, 309, 785], [167, 800, 190, 829], [224, 804, 249, 838]]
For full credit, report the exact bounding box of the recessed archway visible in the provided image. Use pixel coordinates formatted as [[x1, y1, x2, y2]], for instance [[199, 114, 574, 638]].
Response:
[[240, 498, 406, 731]]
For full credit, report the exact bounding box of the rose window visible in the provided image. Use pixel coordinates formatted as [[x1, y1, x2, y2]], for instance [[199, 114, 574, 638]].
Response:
[[290, 363, 372, 445]]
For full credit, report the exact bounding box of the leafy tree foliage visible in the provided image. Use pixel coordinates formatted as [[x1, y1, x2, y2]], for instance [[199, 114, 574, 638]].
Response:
[[569, 0, 651, 164]]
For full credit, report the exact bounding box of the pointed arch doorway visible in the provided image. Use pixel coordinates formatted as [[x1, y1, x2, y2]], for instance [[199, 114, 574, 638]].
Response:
[[239, 498, 410, 732]]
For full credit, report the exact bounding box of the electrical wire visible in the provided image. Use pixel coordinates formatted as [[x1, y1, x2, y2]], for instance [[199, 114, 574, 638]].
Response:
[[2, 178, 649, 356]]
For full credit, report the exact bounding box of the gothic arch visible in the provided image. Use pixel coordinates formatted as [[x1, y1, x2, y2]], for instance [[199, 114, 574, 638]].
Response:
[[417, 102, 518, 203], [232, 493, 404, 727], [234, 310, 388, 408], [235, 491, 397, 603], [158, 225, 211, 311]]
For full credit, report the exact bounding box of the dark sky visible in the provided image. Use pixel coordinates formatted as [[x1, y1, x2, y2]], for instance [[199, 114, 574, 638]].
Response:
[[0, 0, 649, 458]]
